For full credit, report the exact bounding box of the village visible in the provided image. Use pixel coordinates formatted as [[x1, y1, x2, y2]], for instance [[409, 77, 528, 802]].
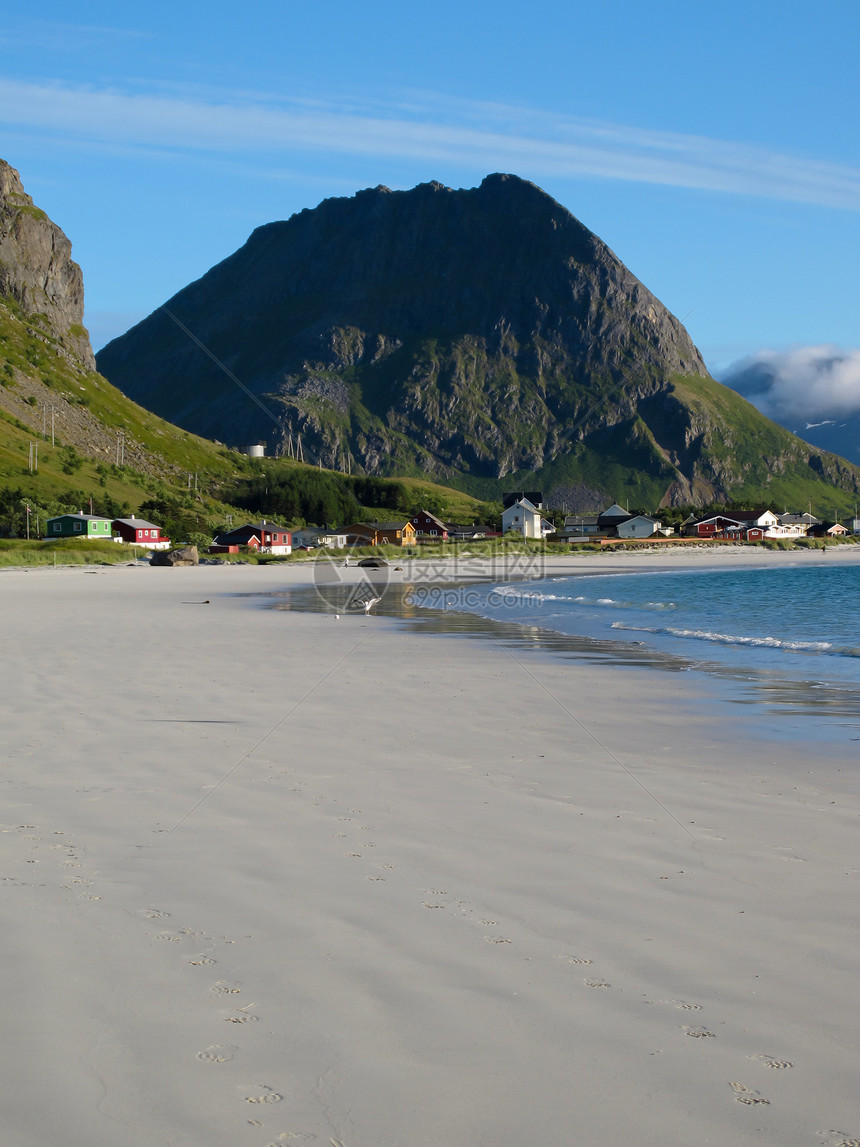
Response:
[[42, 493, 860, 556]]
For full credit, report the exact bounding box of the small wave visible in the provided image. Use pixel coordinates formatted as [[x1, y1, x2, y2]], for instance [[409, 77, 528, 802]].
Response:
[[610, 622, 859, 657], [492, 587, 675, 611]]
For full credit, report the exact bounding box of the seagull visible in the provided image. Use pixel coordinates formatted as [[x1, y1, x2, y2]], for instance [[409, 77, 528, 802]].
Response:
[[363, 596, 382, 615]]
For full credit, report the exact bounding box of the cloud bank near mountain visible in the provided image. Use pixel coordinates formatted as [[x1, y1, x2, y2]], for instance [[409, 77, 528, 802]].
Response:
[[722, 346, 860, 424]]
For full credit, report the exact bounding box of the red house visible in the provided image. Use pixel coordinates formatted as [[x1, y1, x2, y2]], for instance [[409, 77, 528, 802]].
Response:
[[211, 520, 292, 554], [410, 510, 449, 540], [112, 515, 171, 549], [683, 514, 743, 538]]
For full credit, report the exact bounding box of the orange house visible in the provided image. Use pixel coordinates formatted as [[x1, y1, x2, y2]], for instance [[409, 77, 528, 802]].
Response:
[[344, 520, 417, 546]]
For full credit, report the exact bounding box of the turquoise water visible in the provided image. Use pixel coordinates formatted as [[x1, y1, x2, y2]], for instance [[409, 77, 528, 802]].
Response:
[[461, 561, 860, 690]]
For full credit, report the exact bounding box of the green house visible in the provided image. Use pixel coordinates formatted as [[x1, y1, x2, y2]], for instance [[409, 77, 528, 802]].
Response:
[[45, 512, 113, 540]]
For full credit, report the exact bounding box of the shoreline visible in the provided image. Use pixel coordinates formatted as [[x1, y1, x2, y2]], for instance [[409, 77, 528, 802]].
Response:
[[2, 556, 859, 1145]]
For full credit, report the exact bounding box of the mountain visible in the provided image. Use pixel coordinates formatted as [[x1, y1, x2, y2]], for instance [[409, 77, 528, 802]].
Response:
[[96, 174, 860, 510], [0, 159, 492, 536], [0, 159, 95, 371], [0, 158, 248, 513]]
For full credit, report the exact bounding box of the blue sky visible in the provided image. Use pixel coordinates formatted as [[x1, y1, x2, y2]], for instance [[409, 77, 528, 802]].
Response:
[[1, 0, 858, 384]]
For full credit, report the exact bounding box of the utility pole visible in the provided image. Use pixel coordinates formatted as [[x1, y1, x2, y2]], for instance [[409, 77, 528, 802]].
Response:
[[25, 504, 30, 540], [51, 406, 54, 446]]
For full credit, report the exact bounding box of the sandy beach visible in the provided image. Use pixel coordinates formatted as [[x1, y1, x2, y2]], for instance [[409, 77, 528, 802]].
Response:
[[2, 550, 859, 1147]]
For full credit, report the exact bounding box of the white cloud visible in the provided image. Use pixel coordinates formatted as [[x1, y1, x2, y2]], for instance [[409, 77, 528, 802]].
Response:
[[723, 345, 860, 421], [0, 78, 859, 210]]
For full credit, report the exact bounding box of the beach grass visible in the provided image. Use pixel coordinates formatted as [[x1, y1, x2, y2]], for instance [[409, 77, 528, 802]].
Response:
[[0, 537, 140, 566]]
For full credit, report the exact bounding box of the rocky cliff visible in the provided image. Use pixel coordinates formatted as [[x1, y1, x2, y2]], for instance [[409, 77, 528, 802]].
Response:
[[97, 174, 860, 507], [0, 159, 95, 370]]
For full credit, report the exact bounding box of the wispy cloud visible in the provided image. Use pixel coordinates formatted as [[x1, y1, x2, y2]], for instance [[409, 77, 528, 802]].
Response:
[[1, 77, 859, 210], [723, 345, 860, 420], [0, 21, 152, 52]]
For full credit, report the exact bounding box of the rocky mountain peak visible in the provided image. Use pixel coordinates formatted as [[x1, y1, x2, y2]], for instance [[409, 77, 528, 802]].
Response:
[[96, 174, 857, 506], [0, 159, 95, 370]]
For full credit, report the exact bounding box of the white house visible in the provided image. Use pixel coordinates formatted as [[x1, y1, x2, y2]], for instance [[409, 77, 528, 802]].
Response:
[[616, 514, 662, 539], [502, 498, 553, 538]]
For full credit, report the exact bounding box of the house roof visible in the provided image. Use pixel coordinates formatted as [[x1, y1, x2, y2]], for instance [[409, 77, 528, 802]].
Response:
[[502, 491, 543, 509], [364, 520, 412, 531], [779, 512, 821, 525], [504, 498, 540, 515], [723, 509, 776, 522], [599, 503, 630, 518], [48, 512, 111, 523], [113, 518, 162, 531], [221, 521, 288, 535], [413, 510, 447, 529]]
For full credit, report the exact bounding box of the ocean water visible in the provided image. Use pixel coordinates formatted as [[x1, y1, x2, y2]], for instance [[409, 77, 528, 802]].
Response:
[[455, 560, 860, 693]]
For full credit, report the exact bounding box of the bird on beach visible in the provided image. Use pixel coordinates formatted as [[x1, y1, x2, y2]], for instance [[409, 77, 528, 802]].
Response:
[[364, 596, 382, 614]]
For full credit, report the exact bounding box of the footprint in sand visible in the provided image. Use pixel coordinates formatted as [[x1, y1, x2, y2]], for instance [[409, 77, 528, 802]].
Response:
[[211, 981, 242, 995], [674, 1001, 703, 1011], [264, 1135, 316, 1143], [561, 956, 592, 965], [584, 978, 611, 988], [224, 1011, 259, 1024], [197, 1044, 235, 1063], [188, 955, 217, 966], [683, 1026, 716, 1038], [823, 1134, 860, 1147], [729, 1081, 770, 1105], [143, 909, 170, 919], [485, 936, 512, 944], [245, 1089, 283, 1104], [751, 1054, 793, 1069]]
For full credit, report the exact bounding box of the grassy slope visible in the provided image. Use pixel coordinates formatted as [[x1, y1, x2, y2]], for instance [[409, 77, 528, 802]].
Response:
[[670, 375, 859, 513]]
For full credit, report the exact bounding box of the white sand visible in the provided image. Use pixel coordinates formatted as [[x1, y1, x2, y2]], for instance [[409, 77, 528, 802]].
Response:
[[2, 552, 859, 1147]]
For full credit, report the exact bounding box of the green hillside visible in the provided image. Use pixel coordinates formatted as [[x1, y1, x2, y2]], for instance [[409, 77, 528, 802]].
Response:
[[0, 295, 490, 541]]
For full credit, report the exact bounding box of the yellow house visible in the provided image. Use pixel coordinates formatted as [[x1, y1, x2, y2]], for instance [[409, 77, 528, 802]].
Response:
[[344, 520, 417, 546]]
